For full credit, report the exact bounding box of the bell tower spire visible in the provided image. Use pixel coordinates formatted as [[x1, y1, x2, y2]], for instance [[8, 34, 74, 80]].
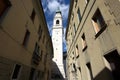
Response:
[[53, 7, 62, 28], [52, 8, 65, 79]]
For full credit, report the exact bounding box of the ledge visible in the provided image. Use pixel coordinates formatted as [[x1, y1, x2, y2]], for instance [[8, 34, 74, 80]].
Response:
[[95, 24, 107, 39]]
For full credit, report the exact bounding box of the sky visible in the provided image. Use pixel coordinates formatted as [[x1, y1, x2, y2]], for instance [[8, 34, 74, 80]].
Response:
[[41, 0, 70, 52]]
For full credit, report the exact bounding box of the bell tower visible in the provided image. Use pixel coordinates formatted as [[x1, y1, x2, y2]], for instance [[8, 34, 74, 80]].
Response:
[[52, 8, 65, 79]]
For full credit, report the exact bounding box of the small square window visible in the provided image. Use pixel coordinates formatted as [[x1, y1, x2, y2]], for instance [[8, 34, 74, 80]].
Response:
[[92, 8, 107, 38]]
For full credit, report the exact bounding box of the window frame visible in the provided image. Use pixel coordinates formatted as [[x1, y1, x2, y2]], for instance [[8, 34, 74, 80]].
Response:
[[85, 0, 90, 4], [77, 8, 82, 23], [92, 8, 107, 38], [86, 63, 93, 80], [0, 0, 11, 18], [74, 23, 77, 34], [11, 64, 21, 80], [22, 29, 30, 47], [81, 33, 87, 51], [30, 9, 36, 22], [71, 13, 74, 20], [75, 0, 78, 8], [76, 45, 79, 58], [34, 42, 40, 56]]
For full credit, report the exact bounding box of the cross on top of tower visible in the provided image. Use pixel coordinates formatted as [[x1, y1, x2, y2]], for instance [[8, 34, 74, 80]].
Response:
[[56, 7, 61, 13]]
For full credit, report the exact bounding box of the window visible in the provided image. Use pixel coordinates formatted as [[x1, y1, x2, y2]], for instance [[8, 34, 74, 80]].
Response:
[[56, 20, 59, 24], [0, 0, 11, 17], [71, 33, 73, 40], [32, 43, 41, 65], [104, 50, 120, 80], [72, 13, 74, 20], [85, 0, 90, 4], [38, 71, 44, 79], [47, 71, 49, 80], [76, 45, 79, 58], [74, 23, 76, 34], [12, 64, 21, 79], [40, 50, 43, 60], [78, 67, 82, 80], [77, 8, 82, 23], [75, 0, 78, 7], [72, 63, 77, 72], [75, 0, 78, 2], [43, 35, 45, 43], [34, 43, 40, 56], [38, 29, 42, 41], [92, 8, 106, 38], [44, 55, 46, 65], [29, 68, 35, 80], [78, 67, 81, 72], [23, 30, 30, 47], [86, 63, 93, 80], [31, 9, 36, 22], [38, 25, 42, 41], [38, 25, 41, 34], [81, 33, 87, 51], [72, 52, 75, 60]]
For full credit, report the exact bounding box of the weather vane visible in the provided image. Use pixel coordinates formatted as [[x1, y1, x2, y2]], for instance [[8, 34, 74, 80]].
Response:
[[56, 6, 60, 12]]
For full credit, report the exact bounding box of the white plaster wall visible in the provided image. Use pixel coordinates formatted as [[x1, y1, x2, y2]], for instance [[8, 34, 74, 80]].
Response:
[[52, 12, 65, 78], [52, 28, 63, 64]]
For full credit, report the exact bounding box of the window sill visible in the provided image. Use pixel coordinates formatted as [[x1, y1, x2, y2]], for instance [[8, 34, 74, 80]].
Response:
[[95, 24, 107, 39], [82, 45, 87, 52]]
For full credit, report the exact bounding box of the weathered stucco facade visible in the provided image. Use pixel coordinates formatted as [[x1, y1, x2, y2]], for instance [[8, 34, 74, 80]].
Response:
[[66, 0, 120, 80], [0, 0, 53, 80]]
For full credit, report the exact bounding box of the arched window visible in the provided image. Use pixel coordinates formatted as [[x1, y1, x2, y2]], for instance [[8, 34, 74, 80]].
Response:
[[56, 20, 59, 24]]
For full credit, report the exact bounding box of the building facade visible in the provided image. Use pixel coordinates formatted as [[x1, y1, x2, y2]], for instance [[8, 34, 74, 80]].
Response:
[[66, 0, 120, 80], [63, 52, 67, 80], [51, 9, 65, 80], [0, 0, 53, 80]]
